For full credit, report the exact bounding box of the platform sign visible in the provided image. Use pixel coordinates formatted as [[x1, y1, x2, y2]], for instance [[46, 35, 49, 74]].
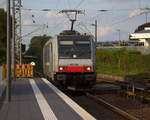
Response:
[[3, 64, 34, 78]]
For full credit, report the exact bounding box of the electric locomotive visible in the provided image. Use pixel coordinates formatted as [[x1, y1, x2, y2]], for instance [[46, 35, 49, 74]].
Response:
[[43, 30, 96, 90], [43, 10, 96, 90]]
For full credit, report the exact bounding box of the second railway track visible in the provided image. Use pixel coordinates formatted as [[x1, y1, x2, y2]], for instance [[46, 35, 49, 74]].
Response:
[[67, 91, 130, 120], [85, 92, 140, 120]]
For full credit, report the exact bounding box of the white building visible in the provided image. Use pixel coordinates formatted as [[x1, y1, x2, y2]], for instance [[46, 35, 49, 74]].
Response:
[[129, 23, 150, 54]]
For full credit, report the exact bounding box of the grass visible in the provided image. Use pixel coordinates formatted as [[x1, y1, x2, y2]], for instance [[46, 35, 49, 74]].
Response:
[[96, 49, 150, 80]]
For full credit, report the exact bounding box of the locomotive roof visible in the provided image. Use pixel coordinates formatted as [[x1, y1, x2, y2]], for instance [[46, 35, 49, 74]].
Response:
[[59, 30, 80, 35], [58, 30, 91, 37]]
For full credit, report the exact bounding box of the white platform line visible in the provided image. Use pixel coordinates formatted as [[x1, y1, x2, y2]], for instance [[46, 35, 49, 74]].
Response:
[[42, 78, 96, 120], [29, 79, 58, 120]]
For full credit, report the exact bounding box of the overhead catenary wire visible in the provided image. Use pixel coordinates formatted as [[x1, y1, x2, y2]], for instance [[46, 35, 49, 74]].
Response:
[[21, 4, 150, 43], [76, 24, 88, 33], [110, 13, 143, 27], [77, 22, 94, 36], [21, 7, 147, 29], [55, 0, 60, 11], [64, 0, 68, 9], [67, 0, 71, 9], [22, 24, 47, 39], [22, 10, 69, 40], [75, 0, 85, 9], [21, 7, 144, 13]]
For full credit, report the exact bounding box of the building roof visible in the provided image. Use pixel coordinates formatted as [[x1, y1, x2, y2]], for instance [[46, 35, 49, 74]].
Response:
[[136, 30, 150, 33], [130, 22, 150, 40], [135, 22, 150, 32]]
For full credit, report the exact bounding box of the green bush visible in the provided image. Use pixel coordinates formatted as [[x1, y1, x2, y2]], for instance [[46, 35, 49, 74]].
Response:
[[96, 49, 150, 77]]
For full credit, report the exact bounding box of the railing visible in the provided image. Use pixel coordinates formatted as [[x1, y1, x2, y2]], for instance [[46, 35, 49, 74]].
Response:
[[2, 64, 34, 78]]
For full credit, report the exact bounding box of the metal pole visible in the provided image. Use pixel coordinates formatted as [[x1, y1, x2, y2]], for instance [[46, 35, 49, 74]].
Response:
[[6, 0, 11, 102], [95, 20, 97, 47], [12, 0, 16, 81], [146, 12, 147, 23], [117, 29, 120, 46], [19, 0, 22, 64], [119, 30, 120, 46]]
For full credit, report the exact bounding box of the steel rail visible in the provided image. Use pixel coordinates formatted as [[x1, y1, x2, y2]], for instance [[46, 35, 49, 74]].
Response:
[[86, 92, 140, 120]]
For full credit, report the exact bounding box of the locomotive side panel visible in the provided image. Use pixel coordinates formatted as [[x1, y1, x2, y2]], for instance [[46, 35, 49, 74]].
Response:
[[43, 40, 54, 79], [51, 36, 59, 80], [91, 36, 96, 72]]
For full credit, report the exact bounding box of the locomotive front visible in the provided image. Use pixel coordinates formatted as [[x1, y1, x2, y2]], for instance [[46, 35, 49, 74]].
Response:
[[56, 31, 96, 89]]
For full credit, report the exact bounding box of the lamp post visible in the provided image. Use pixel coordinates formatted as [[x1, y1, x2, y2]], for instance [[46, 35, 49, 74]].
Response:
[[6, 0, 11, 102], [95, 9, 109, 47], [12, 0, 16, 81], [116, 29, 121, 46], [91, 20, 97, 47], [19, 0, 22, 64]]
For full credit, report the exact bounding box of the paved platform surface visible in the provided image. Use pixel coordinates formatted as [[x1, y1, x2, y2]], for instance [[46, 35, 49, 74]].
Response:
[[0, 78, 96, 120]]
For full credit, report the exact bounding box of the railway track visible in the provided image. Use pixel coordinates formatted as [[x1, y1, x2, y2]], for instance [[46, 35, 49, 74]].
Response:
[[66, 82, 150, 120], [66, 91, 128, 120], [85, 92, 140, 120], [35, 73, 148, 119]]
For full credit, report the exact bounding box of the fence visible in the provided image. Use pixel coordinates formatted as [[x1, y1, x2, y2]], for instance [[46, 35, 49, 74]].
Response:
[[2, 64, 34, 79], [15, 64, 33, 78]]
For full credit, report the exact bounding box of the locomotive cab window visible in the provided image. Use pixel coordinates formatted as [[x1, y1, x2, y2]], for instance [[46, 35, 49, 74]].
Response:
[[75, 41, 90, 50], [60, 41, 73, 45], [58, 39, 91, 59]]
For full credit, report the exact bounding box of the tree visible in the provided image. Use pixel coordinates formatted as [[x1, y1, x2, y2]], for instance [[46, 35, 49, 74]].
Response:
[[25, 35, 51, 69], [0, 9, 7, 65]]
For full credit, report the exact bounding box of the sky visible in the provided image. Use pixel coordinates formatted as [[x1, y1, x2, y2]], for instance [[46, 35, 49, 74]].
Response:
[[1, 0, 150, 47]]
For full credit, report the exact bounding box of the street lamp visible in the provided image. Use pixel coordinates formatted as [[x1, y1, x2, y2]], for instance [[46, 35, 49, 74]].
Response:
[[41, 9, 51, 11], [116, 29, 121, 46], [98, 9, 109, 12], [91, 20, 97, 47], [12, 0, 16, 81], [95, 9, 109, 46]]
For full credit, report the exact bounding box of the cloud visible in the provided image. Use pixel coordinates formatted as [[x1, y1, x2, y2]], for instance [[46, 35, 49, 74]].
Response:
[[45, 11, 57, 18], [23, 20, 34, 26], [129, 9, 142, 18], [45, 11, 63, 18], [97, 26, 115, 37]]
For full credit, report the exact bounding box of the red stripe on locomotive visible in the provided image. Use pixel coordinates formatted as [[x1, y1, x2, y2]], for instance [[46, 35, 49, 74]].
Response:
[[59, 66, 92, 72]]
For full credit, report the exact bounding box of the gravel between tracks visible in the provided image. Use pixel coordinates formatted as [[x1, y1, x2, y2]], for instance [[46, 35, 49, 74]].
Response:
[[98, 93, 150, 120], [69, 93, 127, 120]]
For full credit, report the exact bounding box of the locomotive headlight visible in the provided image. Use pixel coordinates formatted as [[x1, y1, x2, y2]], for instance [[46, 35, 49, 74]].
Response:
[[84, 66, 92, 72], [59, 67, 63, 71], [87, 67, 91, 71], [73, 54, 77, 59]]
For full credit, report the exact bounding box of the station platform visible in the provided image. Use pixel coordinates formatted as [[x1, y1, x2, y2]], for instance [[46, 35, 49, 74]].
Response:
[[0, 78, 96, 120]]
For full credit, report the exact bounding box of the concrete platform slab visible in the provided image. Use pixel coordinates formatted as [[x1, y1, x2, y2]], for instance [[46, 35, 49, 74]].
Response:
[[0, 78, 96, 120]]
